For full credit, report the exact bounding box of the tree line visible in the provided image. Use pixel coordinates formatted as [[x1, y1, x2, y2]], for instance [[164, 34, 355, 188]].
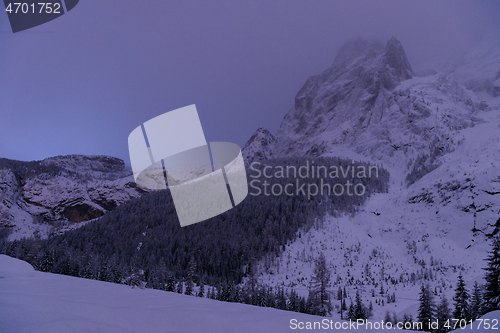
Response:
[[417, 236, 500, 332]]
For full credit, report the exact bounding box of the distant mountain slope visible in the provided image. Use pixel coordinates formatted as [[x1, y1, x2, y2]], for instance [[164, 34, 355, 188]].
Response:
[[243, 37, 500, 320], [0, 155, 146, 240]]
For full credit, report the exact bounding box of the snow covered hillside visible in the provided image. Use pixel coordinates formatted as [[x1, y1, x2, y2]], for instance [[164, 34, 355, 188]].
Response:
[[0, 155, 146, 241], [243, 37, 500, 321], [1, 255, 498, 333]]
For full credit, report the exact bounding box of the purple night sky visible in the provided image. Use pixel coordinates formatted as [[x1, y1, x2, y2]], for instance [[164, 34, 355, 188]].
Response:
[[1, 0, 499, 165]]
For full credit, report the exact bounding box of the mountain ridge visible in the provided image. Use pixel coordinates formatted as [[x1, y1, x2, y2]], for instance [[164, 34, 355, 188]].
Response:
[[0, 154, 146, 240]]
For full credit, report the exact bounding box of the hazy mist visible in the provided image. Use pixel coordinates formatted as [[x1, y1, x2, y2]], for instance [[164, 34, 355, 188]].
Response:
[[1, 0, 499, 164]]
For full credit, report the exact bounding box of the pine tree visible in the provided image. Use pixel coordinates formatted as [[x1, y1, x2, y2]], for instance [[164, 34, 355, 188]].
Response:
[[308, 252, 332, 316], [436, 296, 451, 333], [257, 285, 267, 307], [288, 290, 299, 312], [276, 286, 286, 310], [354, 290, 367, 320], [176, 280, 183, 294], [417, 284, 435, 332], [384, 311, 392, 324], [347, 301, 355, 320], [470, 282, 482, 320], [299, 296, 307, 314], [484, 236, 500, 313], [337, 286, 343, 300], [247, 260, 258, 305], [232, 285, 241, 303], [166, 273, 175, 292], [266, 286, 275, 307], [185, 280, 193, 296], [453, 274, 470, 320], [197, 282, 205, 297], [185, 257, 196, 296], [211, 287, 217, 300]]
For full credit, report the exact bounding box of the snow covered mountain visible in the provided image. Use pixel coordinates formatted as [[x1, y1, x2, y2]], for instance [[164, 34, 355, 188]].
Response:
[[242, 127, 276, 164], [0, 155, 146, 240], [243, 37, 500, 319]]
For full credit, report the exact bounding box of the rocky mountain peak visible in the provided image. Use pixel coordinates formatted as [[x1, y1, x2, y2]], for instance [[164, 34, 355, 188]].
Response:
[[332, 38, 384, 68], [254, 36, 482, 185], [242, 127, 276, 164], [384, 36, 414, 83]]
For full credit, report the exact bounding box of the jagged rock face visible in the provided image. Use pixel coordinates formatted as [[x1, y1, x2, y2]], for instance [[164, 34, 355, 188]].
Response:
[[272, 37, 480, 176], [0, 155, 146, 240], [242, 127, 276, 164]]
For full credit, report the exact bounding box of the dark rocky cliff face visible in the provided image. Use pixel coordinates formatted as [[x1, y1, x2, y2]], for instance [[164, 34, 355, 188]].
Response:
[[242, 127, 276, 164], [0, 155, 147, 239], [384, 37, 414, 84]]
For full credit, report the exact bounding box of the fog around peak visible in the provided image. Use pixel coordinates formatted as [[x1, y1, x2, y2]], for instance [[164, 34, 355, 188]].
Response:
[[0, 0, 499, 163]]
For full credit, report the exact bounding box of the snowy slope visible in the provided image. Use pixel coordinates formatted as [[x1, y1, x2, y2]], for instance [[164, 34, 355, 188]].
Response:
[[2, 255, 498, 333], [242, 37, 500, 321]]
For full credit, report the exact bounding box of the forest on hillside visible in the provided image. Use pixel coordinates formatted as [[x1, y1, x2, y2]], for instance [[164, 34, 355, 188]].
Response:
[[0, 156, 389, 290]]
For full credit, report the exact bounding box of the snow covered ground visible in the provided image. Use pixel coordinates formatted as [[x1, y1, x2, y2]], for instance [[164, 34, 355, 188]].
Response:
[[253, 103, 500, 321], [1, 255, 499, 333]]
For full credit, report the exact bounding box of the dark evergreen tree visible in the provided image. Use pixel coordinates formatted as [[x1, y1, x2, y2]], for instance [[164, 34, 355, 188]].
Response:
[[176, 280, 183, 294], [298, 296, 307, 314], [308, 252, 332, 316], [417, 284, 435, 332], [166, 273, 175, 292], [232, 285, 241, 303], [257, 285, 267, 307], [185, 280, 193, 296], [470, 282, 482, 320], [266, 286, 275, 307], [288, 290, 299, 312], [484, 236, 500, 313], [197, 282, 205, 298], [354, 290, 367, 320], [436, 296, 451, 333], [453, 274, 470, 320], [185, 257, 196, 296], [384, 311, 392, 324], [347, 301, 355, 320], [276, 286, 286, 310]]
